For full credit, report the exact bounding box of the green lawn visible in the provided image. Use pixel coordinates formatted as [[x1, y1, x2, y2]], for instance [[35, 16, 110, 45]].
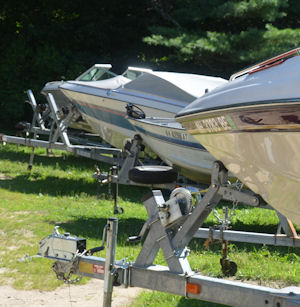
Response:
[[0, 144, 299, 306]]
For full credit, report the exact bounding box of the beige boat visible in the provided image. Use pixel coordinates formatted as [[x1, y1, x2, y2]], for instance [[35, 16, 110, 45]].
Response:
[[177, 48, 300, 225]]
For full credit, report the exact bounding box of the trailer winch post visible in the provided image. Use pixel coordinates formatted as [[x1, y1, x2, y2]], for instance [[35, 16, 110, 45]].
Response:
[[103, 217, 118, 307]]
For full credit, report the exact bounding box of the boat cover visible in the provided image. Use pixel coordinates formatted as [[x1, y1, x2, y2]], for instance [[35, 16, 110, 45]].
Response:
[[121, 72, 227, 103]]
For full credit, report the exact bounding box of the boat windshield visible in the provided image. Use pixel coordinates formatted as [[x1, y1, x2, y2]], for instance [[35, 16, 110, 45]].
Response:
[[76, 65, 117, 81], [122, 70, 144, 80], [122, 67, 153, 80]]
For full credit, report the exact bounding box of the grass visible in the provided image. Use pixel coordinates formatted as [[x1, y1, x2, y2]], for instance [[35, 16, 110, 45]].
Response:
[[130, 291, 229, 307], [0, 143, 299, 306]]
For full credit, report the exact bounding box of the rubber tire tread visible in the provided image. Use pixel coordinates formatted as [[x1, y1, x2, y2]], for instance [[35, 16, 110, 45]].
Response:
[[128, 166, 177, 184]]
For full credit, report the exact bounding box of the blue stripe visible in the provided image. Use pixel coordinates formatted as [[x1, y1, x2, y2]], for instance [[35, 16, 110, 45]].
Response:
[[64, 82, 188, 109], [134, 125, 206, 150], [73, 102, 135, 131]]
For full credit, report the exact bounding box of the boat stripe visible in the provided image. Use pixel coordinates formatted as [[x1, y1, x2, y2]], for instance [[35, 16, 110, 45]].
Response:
[[75, 100, 125, 117], [72, 101, 135, 131], [62, 83, 188, 108], [133, 125, 207, 150]]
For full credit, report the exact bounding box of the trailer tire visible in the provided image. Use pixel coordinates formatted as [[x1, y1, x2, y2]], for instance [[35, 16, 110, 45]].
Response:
[[128, 166, 177, 184]]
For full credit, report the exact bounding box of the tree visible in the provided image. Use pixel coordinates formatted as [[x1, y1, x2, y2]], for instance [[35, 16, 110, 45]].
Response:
[[0, 0, 154, 127], [144, 0, 300, 77]]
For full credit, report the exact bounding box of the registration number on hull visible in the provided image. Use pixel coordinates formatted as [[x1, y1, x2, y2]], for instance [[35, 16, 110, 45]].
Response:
[[165, 130, 188, 140], [193, 116, 233, 133]]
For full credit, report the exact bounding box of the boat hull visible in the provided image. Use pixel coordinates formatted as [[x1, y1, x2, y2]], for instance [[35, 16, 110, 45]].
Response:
[[129, 117, 216, 183], [60, 87, 180, 149], [42, 82, 95, 133], [178, 102, 300, 225]]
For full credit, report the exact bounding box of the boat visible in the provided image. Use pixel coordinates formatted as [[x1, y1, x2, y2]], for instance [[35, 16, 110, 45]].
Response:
[[127, 109, 216, 183], [41, 64, 118, 133], [176, 48, 300, 225], [59, 68, 227, 149]]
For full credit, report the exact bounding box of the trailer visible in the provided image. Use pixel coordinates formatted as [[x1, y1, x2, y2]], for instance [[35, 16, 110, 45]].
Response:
[[1, 90, 299, 273], [38, 161, 300, 307], [1, 90, 299, 244]]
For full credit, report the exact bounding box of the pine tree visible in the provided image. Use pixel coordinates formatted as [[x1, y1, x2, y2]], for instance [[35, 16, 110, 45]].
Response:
[[144, 0, 300, 77]]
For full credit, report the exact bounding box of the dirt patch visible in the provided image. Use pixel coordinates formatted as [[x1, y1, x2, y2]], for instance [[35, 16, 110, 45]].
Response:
[[0, 268, 9, 274], [12, 211, 31, 216], [0, 279, 142, 307], [226, 276, 298, 289], [14, 229, 35, 238], [0, 174, 13, 180], [7, 245, 20, 251]]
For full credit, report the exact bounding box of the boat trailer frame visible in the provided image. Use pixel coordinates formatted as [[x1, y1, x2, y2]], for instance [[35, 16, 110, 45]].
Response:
[[38, 162, 300, 307], [1, 89, 125, 169], [1, 90, 299, 240], [0, 90, 179, 212]]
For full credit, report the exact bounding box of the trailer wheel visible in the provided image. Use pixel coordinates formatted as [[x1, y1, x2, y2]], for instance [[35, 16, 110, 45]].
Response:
[[114, 206, 124, 214], [220, 258, 237, 276], [128, 166, 177, 184]]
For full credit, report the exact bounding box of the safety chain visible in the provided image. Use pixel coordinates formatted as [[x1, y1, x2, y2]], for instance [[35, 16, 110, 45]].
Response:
[[51, 223, 108, 285], [213, 180, 244, 227], [52, 257, 82, 284]]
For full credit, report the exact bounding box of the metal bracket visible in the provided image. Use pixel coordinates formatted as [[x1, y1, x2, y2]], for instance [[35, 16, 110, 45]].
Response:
[[1, 90, 123, 168]]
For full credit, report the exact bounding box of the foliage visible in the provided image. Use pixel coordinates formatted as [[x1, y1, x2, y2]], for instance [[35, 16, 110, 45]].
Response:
[[0, 0, 154, 127], [0, 0, 300, 125], [143, 0, 300, 76]]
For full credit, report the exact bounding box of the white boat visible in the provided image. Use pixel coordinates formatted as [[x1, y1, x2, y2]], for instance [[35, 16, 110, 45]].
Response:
[[176, 48, 300, 225], [41, 64, 117, 133], [127, 114, 216, 183], [59, 68, 227, 149]]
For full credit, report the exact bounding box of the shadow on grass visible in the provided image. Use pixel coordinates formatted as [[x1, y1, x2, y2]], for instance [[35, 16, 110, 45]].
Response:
[[0, 145, 107, 171], [50, 216, 146, 244], [189, 236, 300, 258], [0, 173, 149, 202], [0, 145, 150, 201], [0, 174, 97, 195], [202, 216, 279, 235]]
